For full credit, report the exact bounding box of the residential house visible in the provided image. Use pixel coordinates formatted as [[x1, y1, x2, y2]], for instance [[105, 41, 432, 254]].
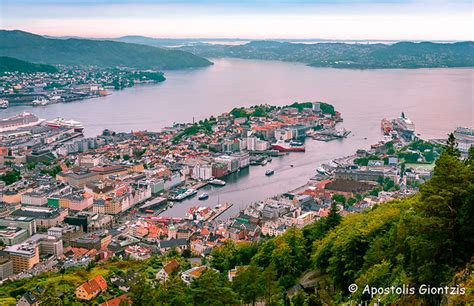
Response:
[[75, 275, 108, 300], [156, 259, 179, 282]]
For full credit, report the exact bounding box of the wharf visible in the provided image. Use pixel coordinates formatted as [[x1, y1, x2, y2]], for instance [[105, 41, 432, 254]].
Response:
[[194, 181, 209, 190], [139, 197, 167, 211], [207, 203, 233, 221], [248, 150, 285, 156]]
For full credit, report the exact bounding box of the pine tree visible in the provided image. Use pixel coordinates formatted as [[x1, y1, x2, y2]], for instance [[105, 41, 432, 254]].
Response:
[[445, 133, 460, 157], [326, 202, 341, 230]]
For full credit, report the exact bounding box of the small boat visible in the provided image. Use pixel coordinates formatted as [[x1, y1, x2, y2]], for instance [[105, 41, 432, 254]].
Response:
[[0, 99, 9, 109], [290, 164, 294, 167], [209, 179, 226, 186], [198, 193, 209, 200], [317, 166, 328, 175], [265, 169, 274, 176], [32, 98, 50, 107]]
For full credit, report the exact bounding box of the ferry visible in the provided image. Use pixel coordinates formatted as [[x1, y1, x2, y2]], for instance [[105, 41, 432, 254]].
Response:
[[271, 140, 305, 152], [209, 178, 226, 186], [0, 99, 9, 109], [0, 112, 45, 132], [265, 169, 275, 176], [198, 193, 209, 200], [174, 188, 197, 201], [46, 117, 84, 133]]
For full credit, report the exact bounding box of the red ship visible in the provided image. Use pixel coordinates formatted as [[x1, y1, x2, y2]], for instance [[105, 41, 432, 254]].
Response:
[[271, 140, 305, 152], [381, 118, 393, 135]]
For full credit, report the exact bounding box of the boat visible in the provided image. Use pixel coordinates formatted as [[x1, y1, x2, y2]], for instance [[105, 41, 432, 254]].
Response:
[[0, 112, 45, 132], [381, 118, 393, 135], [198, 193, 209, 200], [271, 140, 305, 152], [393, 112, 416, 140], [0, 99, 9, 109], [31, 98, 50, 107], [317, 166, 328, 175], [46, 117, 84, 133], [173, 188, 197, 201], [290, 164, 294, 167], [261, 159, 268, 166], [395, 112, 415, 132], [265, 169, 275, 176], [209, 178, 226, 186]]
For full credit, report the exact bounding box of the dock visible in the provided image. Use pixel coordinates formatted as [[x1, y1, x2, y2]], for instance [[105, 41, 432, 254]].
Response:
[[207, 203, 233, 221]]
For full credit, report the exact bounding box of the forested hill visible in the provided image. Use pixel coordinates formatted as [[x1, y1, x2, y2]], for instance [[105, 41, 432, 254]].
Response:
[[0, 30, 212, 70], [0, 143, 471, 305], [178, 40, 474, 69], [0, 57, 58, 73]]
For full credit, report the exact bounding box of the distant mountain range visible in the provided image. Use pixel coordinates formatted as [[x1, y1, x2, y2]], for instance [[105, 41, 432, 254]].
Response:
[[0, 56, 58, 73], [177, 40, 474, 69], [2, 30, 472, 69], [0, 30, 212, 70]]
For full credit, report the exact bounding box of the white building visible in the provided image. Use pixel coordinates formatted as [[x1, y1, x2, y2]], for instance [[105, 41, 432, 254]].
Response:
[[454, 127, 474, 157]]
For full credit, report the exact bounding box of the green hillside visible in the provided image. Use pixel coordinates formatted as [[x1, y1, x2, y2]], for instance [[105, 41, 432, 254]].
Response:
[[0, 30, 212, 70], [0, 56, 58, 73], [179, 40, 474, 69]]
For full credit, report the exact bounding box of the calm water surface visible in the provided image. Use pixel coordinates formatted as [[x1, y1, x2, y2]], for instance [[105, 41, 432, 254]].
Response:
[[2, 59, 472, 218]]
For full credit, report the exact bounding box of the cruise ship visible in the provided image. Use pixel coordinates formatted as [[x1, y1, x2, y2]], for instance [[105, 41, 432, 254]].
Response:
[[271, 140, 305, 152], [394, 112, 415, 132], [0, 112, 45, 132], [46, 118, 84, 133], [393, 112, 416, 140]]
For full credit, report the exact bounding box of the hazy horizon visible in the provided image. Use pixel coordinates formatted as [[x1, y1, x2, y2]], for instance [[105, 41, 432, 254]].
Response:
[[1, 0, 473, 41]]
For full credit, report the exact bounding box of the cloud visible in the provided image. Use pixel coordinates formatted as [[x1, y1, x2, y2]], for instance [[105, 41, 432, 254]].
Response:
[[1, 0, 472, 40]]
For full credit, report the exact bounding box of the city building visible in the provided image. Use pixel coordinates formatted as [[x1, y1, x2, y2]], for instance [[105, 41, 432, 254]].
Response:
[[0, 216, 36, 236], [11, 206, 68, 229], [454, 127, 474, 157], [4, 242, 39, 273]]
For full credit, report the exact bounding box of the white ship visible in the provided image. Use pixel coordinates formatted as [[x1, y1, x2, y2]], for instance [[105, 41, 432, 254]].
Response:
[[0, 112, 45, 132], [31, 98, 50, 107], [0, 99, 9, 109], [209, 178, 226, 186], [46, 117, 84, 133]]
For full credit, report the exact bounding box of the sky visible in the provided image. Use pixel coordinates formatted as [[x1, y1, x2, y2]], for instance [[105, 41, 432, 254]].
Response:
[[0, 0, 473, 40]]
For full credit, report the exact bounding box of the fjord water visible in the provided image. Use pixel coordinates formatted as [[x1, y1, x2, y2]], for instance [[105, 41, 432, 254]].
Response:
[[2, 58, 472, 218]]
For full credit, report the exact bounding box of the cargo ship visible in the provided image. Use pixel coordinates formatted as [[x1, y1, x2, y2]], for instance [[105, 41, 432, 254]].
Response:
[[46, 117, 84, 133], [0, 112, 44, 132], [271, 140, 305, 152]]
